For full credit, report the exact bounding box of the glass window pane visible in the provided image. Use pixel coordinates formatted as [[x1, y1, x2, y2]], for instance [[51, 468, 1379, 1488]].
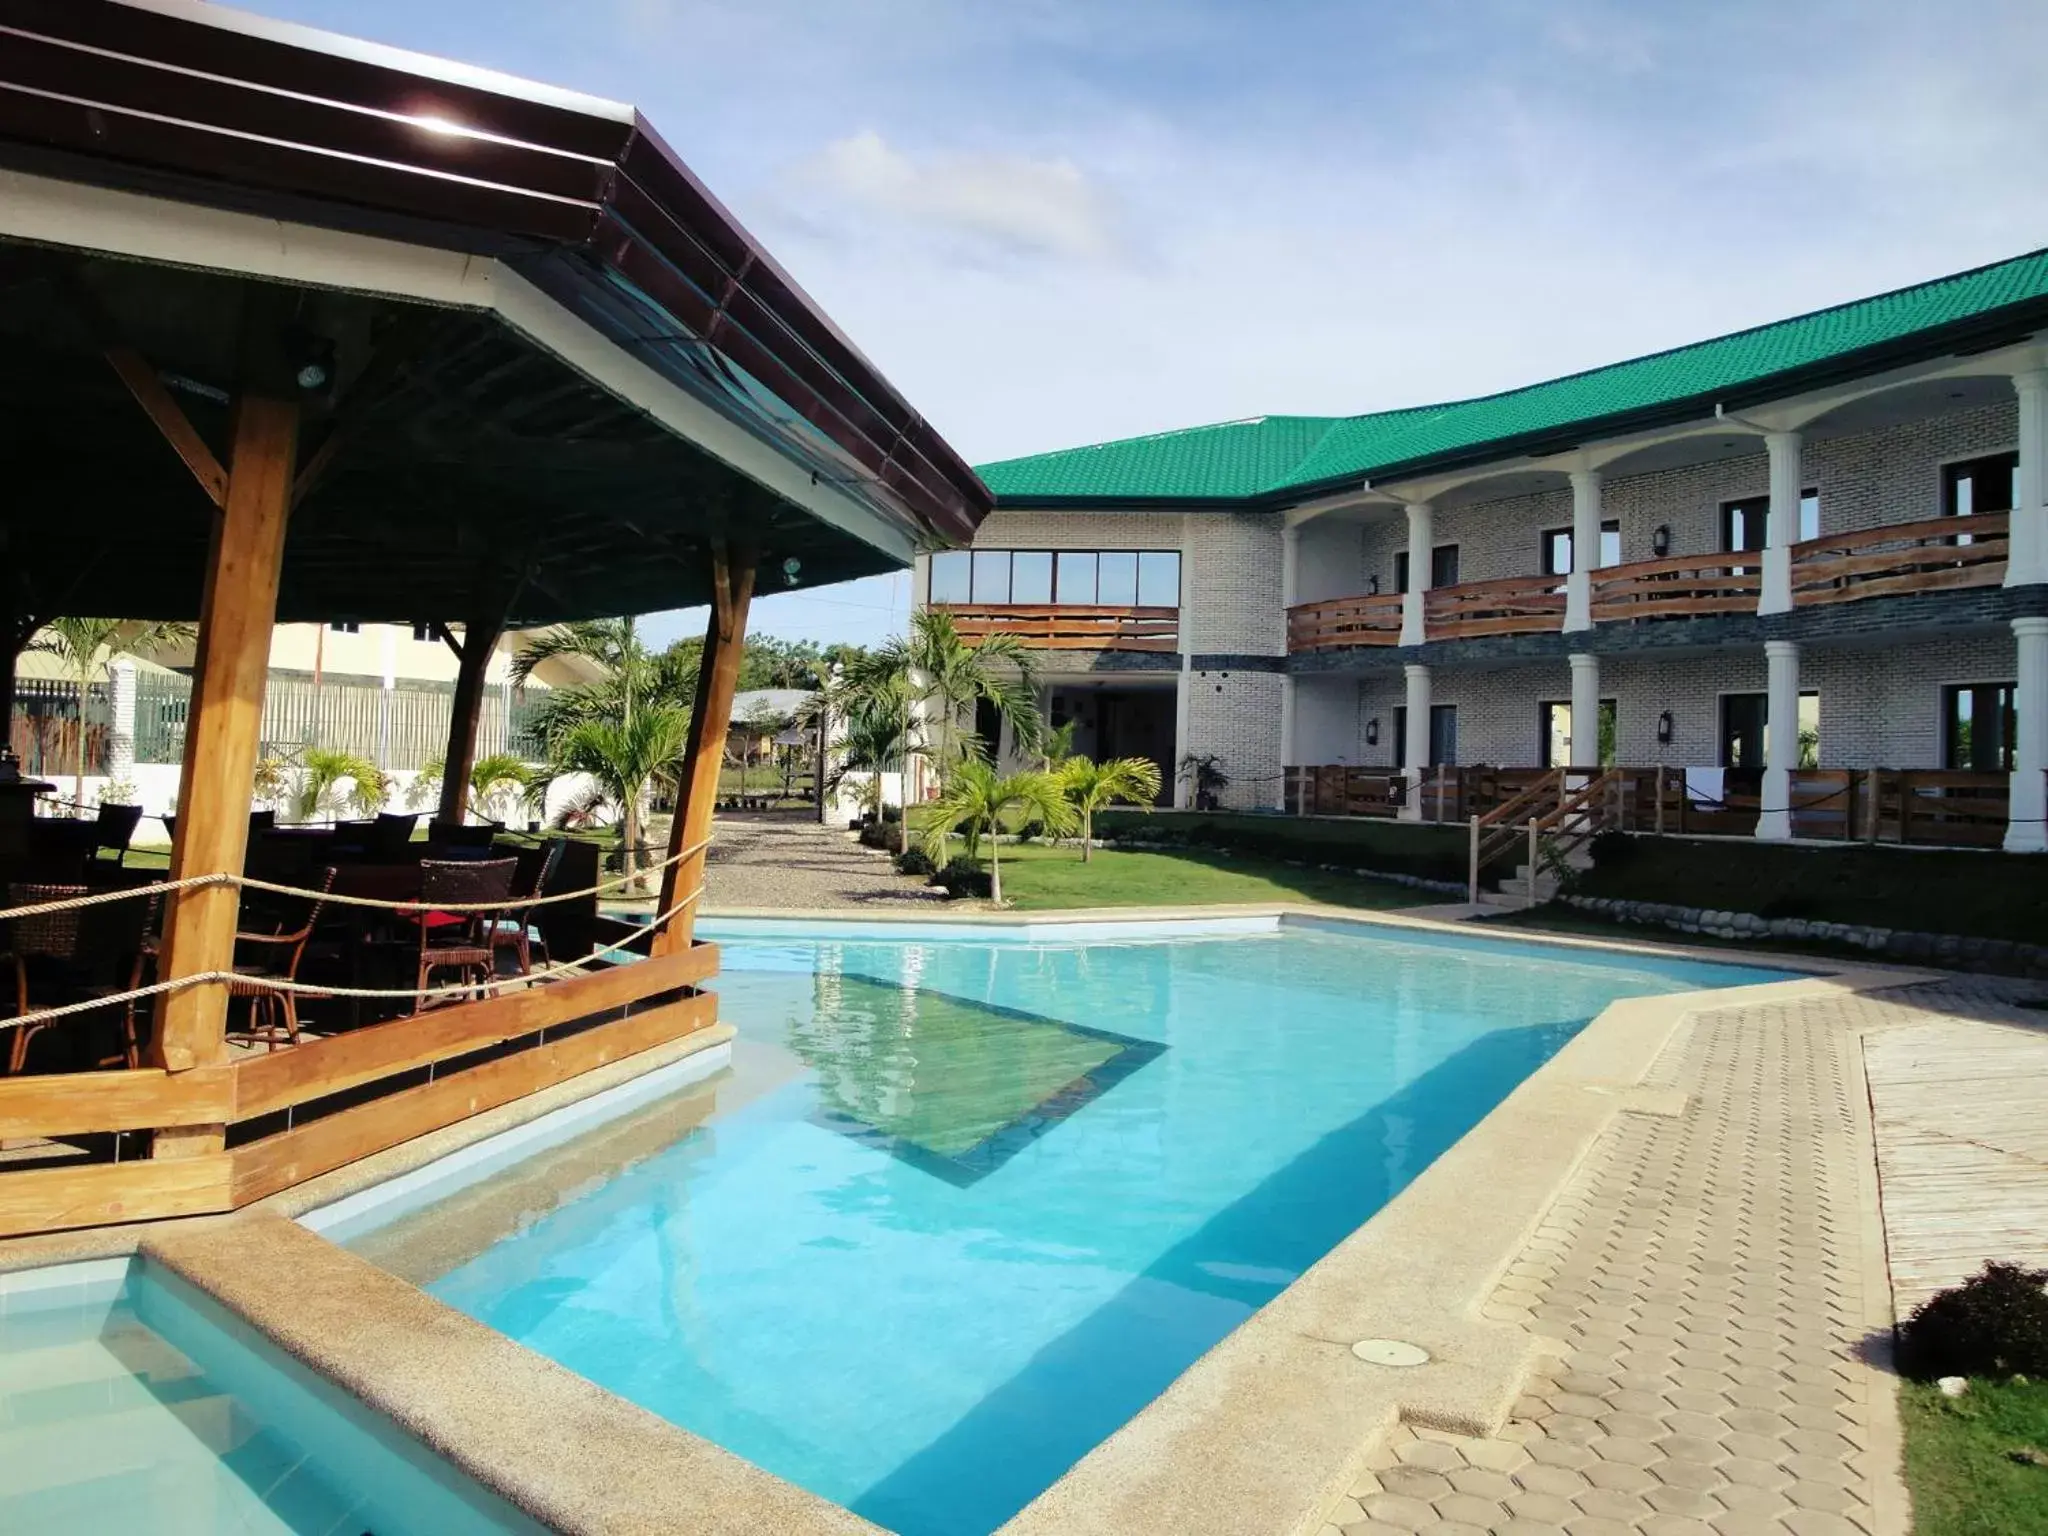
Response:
[[1799, 492, 1819, 542], [1542, 529, 1571, 576], [1599, 521, 1621, 568], [1394, 551, 1410, 594], [971, 550, 1011, 603], [929, 551, 971, 603], [1431, 545, 1460, 587], [1011, 551, 1053, 604], [1137, 551, 1180, 607], [1097, 551, 1139, 606], [1055, 551, 1096, 604]]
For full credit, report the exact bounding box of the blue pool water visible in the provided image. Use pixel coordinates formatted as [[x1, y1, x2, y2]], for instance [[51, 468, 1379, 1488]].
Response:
[[344, 920, 1790, 1536], [0, 1260, 538, 1535]]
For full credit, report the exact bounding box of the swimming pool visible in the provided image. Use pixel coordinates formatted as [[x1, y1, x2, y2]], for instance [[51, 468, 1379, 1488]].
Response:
[[336, 917, 1791, 1536], [0, 1258, 540, 1535]]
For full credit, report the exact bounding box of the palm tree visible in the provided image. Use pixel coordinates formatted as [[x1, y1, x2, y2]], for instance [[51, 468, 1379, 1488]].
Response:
[[836, 609, 1043, 806], [288, 746, 389, 823], [513, 617, 692, 748], [1059, 755, 1163, 860], [28, 617, 194, 808], [920, 760, 1075, 906], [407, 751, 534, 821], [823, 706, 906, 822], [547, 707, 688, 892]]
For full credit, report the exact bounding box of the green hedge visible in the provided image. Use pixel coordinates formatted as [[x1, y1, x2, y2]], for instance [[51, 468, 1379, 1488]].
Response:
[[1577, 836, 2048, 944], [1093, 810, 1482, 883]]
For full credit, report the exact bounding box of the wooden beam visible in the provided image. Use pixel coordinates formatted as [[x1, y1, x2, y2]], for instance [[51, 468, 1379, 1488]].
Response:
[[438, 604, 506, 825], [0, 1154, 234, 1238], [654, 544, 755, 957], [0, 1066, 234, 1139], [104, 348, 229, 508], [151, 396, 299, 1156]]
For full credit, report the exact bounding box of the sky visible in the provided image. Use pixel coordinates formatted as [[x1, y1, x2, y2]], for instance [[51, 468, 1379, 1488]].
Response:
[[247, 0, 2048, 648]]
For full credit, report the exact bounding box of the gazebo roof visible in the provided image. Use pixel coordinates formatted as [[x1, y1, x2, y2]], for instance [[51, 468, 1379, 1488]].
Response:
[[0, 0, 991, 625]]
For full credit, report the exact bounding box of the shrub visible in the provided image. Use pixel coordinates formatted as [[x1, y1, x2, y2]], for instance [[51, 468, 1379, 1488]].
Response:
[[895, 846, 935, 877], [930, 859, 992, 900], [880, 804, 903, 825], [1587, 829, 1635, 869], [1898, 1262, 2048, 1381]]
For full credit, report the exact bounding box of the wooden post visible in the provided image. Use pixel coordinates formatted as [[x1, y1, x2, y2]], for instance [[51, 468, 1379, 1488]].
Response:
[[653, 545, 755, 958], [151, 397, 298, 1152], [436, 610, 506, 826], [1467, 815, 1480, 905], [1526, 819, 1540, 910]]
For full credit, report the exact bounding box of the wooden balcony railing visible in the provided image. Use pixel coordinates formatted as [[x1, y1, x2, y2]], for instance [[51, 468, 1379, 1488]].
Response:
[[1589, 555, 1760, 621], [937, 603, 1178, 652], [1423, 573, 1566, 639], [1286, 592, 1404, 651], [1790, 514, 2008, 605]]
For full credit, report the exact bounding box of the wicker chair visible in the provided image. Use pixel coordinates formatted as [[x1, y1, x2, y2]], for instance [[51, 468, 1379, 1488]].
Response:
[[2, 882, 153, 1072], [227, 866, 337, 1051], [489, 839, 563, 979], [411, 857, 517, 1008], [91, 803, 144, 863]]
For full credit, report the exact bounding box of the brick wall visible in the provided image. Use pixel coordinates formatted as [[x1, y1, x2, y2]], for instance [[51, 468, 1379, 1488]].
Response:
[[1185, 511, 1285, 655], [1188, 668, 1284, 808]]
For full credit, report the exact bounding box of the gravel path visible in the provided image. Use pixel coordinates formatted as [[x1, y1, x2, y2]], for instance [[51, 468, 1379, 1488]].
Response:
[[697, 812, 949, 911]]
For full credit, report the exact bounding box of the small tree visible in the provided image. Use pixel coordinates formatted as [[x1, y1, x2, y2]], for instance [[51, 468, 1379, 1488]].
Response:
[[29, 617, 194, 809], [290, 747, 390, 822], [547, 707, 688, 892], [1059, 755, 1163, 860], [920, 760, 1075, 906]]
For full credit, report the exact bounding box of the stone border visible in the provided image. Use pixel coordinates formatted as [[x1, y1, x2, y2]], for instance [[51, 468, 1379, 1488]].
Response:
[[1561, 891, 2048, 976]]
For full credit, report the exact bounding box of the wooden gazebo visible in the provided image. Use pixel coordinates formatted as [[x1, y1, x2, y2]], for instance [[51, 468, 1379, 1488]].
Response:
[[0, 0, 989, 1235]]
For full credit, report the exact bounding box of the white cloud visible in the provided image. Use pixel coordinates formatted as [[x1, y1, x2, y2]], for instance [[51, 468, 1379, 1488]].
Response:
[[791, 129, 1118, 261]]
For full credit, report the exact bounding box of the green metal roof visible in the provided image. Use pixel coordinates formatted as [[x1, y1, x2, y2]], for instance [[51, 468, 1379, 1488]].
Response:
[[977, 246, 2048, 504]]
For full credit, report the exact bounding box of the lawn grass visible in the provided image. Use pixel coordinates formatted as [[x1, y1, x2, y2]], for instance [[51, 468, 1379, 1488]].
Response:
[[1900, 1376, 2048, 1536], [984, 841, 1436, 913]]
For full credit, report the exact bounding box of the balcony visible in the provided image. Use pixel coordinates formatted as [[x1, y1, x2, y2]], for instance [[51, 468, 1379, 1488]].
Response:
[[1791, 513, 2008, 605], [936, 603, 1179, 652], [1286, 591, 1403, 651], [1285, 514, 2010, 652]]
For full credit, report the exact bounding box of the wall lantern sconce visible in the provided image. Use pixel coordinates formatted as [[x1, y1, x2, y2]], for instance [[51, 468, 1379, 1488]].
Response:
[[1651, 523, 1672, 557], [1365, 717, 1380, 746], [1656, 710, 1675, 745]]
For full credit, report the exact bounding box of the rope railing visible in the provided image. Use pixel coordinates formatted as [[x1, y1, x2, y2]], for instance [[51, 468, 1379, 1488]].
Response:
[[0, 882, 708, 1032], [0, 837, 712, 926]]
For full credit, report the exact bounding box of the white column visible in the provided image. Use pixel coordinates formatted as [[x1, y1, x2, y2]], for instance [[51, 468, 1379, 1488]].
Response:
[[2007, 617, 2048, 852], [1760, 431, 1800, 615], [1565, 470, 1599, 632], [1567, 652, 1600, 770], [1278, 675, 1295, 781], [2007, 369, 2048, 588], [1399, 662, 1430, 820], [107, 658, 137, 792], [1281, 524, 1301, 609], [1172, 659, 1192, 808], [1399, 501, 1432, 647], [1757, 639, 1799, 840]]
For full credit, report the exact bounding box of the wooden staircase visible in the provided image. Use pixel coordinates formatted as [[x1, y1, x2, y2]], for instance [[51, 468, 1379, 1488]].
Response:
[[1468, 768, 1624, 908]]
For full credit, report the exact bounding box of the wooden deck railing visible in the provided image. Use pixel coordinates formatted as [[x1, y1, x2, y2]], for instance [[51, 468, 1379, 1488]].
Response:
[[0, 941, 721, 1237], [1286, 592, 1404, 651], [1424, 573, 1566, 639], [1790, 514, 2008, 605], [1588, 555, 1760, 621], [1283, 765, 1406, 817], [936, 603, 1178, 652]]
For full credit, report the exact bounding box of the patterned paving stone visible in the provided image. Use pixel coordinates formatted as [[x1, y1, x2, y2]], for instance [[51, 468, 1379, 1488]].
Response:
[[1327, 982, 1963, 1535]]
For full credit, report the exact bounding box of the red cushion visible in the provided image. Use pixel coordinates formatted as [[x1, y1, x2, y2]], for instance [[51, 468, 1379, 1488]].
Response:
[[398, 910, 464, 930]]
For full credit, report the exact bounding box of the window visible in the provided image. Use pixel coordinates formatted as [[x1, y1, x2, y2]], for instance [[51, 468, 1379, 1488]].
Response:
[[1943, 452, 2017, 548], [970, 550, 1012, 603], [1137, 551, 1181, 607], [1391, 704, 1458, 768], [1944, 682, 2016, 771], [1722, 490, 1820, 562], [1541, 521, 1622, 578], [1720, 691, 1820, 769], [1097, 551, 1139, 606], [1055, 551, 1097, 604], [329, 621, 360, 634], [928, 549, 1182, 609], [929, 551, 971, 603], [1539, 699, 1617, 768], [1011, 551, 1054, 604], [1395, 544, 1459, 593]]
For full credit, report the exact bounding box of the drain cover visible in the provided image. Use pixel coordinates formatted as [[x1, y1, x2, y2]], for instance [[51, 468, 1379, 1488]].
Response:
[[1351, 1338, 1430, 1367]]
